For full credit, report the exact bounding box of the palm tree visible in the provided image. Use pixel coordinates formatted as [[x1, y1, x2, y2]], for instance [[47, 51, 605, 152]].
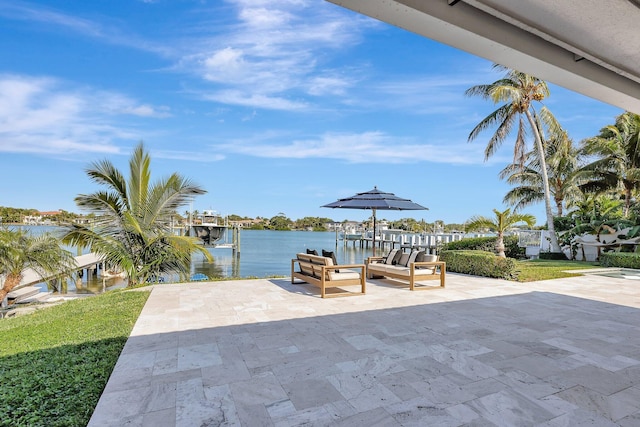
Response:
[[465, 208, 536, 257], [466, 64, 561, 252], [500, 128, 582, 216], [564, 194, 630, 260], [0, 228, 76, 305], [63, 142, 213, 286], [579, 111, 640, 217]]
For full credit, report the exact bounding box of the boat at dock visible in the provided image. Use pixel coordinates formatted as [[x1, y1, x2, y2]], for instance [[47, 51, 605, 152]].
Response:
[[187, 210, 228, 246]]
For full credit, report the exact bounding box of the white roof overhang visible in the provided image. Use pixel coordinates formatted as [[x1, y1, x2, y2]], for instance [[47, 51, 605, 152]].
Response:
[[327, 0, 640, 113]]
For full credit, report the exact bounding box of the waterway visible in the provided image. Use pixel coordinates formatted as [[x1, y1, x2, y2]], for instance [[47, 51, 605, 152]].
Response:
[[18, 226, 378, 295]]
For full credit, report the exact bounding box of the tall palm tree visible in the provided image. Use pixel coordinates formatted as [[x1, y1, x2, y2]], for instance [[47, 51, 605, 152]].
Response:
[[63, 142, 213, 286], [0, 228, 76, 305], [500, 128, 582, 216], [465, 208, 536, 258], [579, 111, 640, 217], [466, 64, 561, 252]]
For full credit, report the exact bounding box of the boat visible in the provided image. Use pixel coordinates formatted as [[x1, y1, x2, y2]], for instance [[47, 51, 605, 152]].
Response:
[[187, 209, 228, 246], [343, 232, 363, 241], [340, 224, 365, 241]]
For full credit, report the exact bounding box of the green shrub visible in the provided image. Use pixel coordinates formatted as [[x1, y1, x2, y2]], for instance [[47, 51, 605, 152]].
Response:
[[503, 235, 525, 259], [538, 251, 568, 260], [442, 235, 525, 259], [443, 236, 494, 252], [439, 250, 519, 280], [600, 252, 640, 268]]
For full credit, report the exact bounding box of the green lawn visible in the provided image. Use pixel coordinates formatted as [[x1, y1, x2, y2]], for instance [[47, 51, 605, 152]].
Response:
[[516, 259, 602, 282], [0, 290, 149, 427]]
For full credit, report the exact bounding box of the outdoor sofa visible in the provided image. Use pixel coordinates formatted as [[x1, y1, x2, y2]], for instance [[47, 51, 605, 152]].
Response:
[[366, 248, 445, 290], [291, 252, 366, 298]]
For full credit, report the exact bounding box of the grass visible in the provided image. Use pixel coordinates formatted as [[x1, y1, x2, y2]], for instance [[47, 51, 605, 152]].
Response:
[[516, 259, 602, 282], [0, 290, 149, 427]]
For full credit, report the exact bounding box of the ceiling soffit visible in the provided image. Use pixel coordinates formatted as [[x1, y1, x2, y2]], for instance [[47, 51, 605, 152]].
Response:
[[328, 0, 640, 113]]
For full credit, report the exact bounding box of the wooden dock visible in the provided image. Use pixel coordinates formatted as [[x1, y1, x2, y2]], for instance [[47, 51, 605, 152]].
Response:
[[339, 231, 470, 253], [3, 253, 105, 306], [12, 252, 105, 288]]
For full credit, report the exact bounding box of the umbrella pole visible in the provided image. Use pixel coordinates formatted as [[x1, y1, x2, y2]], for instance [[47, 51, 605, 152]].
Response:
[[372, 208, 377, 257]]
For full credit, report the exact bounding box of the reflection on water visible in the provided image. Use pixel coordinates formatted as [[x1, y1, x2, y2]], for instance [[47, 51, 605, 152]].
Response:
[[191, 252, 240, 278], [43, 272, 127, 296], [25, 228, 381, 295]]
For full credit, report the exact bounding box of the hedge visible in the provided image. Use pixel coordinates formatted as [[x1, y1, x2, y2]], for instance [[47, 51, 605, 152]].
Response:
[[600, 252, 640, 269], [442, 235, 525, 259], [538, 251, 568, 260], [439, 250, 519, 280]]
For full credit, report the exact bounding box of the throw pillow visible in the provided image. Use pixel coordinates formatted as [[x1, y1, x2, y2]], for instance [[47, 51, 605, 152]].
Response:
[[392, 249, 404, 265], [416, 253, 437, 269], [306, 248, 318, 255], [384, 249, 399, 264], [407, 250, 420, 266], [398, 253, 410, 267], [424, 254, 437, 262], [322, 249, 339, 272]]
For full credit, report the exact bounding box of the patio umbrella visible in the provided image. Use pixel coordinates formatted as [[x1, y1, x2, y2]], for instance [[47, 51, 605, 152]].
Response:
[[321, 186, 428, 256]]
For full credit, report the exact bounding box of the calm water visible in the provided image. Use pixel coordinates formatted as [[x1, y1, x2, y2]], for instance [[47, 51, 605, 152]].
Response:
[[19, 226, 379, 295], [194, 229, 377, 278]]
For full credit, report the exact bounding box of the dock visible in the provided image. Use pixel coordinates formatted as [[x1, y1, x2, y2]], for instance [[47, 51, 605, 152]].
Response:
[[11, 252, 105, 288], [4, 253, 105, 305], [338, 230, 487, 253]]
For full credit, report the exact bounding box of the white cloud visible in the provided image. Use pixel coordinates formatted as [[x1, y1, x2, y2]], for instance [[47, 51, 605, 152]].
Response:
[[307, 75, 352, 96], [238, 7, 293, 28], [177, 0, 371, 110], [212, 131, 498, 165], [0, 74, 169, 155], [97, 94, 172, 118], [201, 90, 307, 111], [153, 150, 225, 162], [0, 0, 171, 55]]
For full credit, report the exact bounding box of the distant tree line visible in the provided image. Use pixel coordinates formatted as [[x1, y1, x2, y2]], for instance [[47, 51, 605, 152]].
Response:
[[2, 205, 467, 232], [0, 207, 93, 225]]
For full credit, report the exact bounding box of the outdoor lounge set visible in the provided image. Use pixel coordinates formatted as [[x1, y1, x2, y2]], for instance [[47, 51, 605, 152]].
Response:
[[291, 251, 366, 298], [366, 248, 446, 290], [291, 248, 445, 298]]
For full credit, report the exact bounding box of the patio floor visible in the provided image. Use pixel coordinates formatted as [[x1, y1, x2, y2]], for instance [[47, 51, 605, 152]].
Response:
[[88, 272, 640, 426]]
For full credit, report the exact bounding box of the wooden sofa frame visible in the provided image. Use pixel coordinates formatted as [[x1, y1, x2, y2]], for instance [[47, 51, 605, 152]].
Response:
[[291, 253, 366, 298], [366, 256, 446, 290]]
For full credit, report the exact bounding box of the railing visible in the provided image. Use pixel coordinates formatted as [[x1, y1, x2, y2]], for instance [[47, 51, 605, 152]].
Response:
[[518, 230, 542, 247]]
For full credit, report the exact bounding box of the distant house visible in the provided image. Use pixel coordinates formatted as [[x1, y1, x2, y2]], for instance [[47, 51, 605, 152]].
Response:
[[229, 219, 263, 228], [23, 215, 42, 225], [39, 210, 62, 218]]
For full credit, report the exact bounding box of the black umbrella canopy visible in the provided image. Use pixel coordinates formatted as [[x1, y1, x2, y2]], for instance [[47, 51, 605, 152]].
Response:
[[322, 187, 428, 211], [322, 187, 428, 256]]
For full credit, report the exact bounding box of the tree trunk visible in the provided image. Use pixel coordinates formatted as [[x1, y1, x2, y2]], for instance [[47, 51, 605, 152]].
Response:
[[555, 196, 563, 217], [624, 186, 632, 218], [526, 110, 562, 253], [496, 232, 506, 258], [0, 274, 21, 306]]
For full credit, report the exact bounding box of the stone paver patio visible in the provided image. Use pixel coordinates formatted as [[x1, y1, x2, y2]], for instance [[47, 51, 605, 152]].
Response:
[[89, 271, 640, 426]]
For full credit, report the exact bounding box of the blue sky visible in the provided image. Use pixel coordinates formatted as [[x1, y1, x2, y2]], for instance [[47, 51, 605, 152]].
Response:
[[0, 0, 623, 225]]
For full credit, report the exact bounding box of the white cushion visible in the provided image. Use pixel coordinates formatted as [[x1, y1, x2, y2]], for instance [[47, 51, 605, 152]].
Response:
[[407, 250, 420, 266], [385, 249, 399, 264], [383, 265, 411, 276], [329, 270, 361, 281], [398, 253, 410, 266]]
